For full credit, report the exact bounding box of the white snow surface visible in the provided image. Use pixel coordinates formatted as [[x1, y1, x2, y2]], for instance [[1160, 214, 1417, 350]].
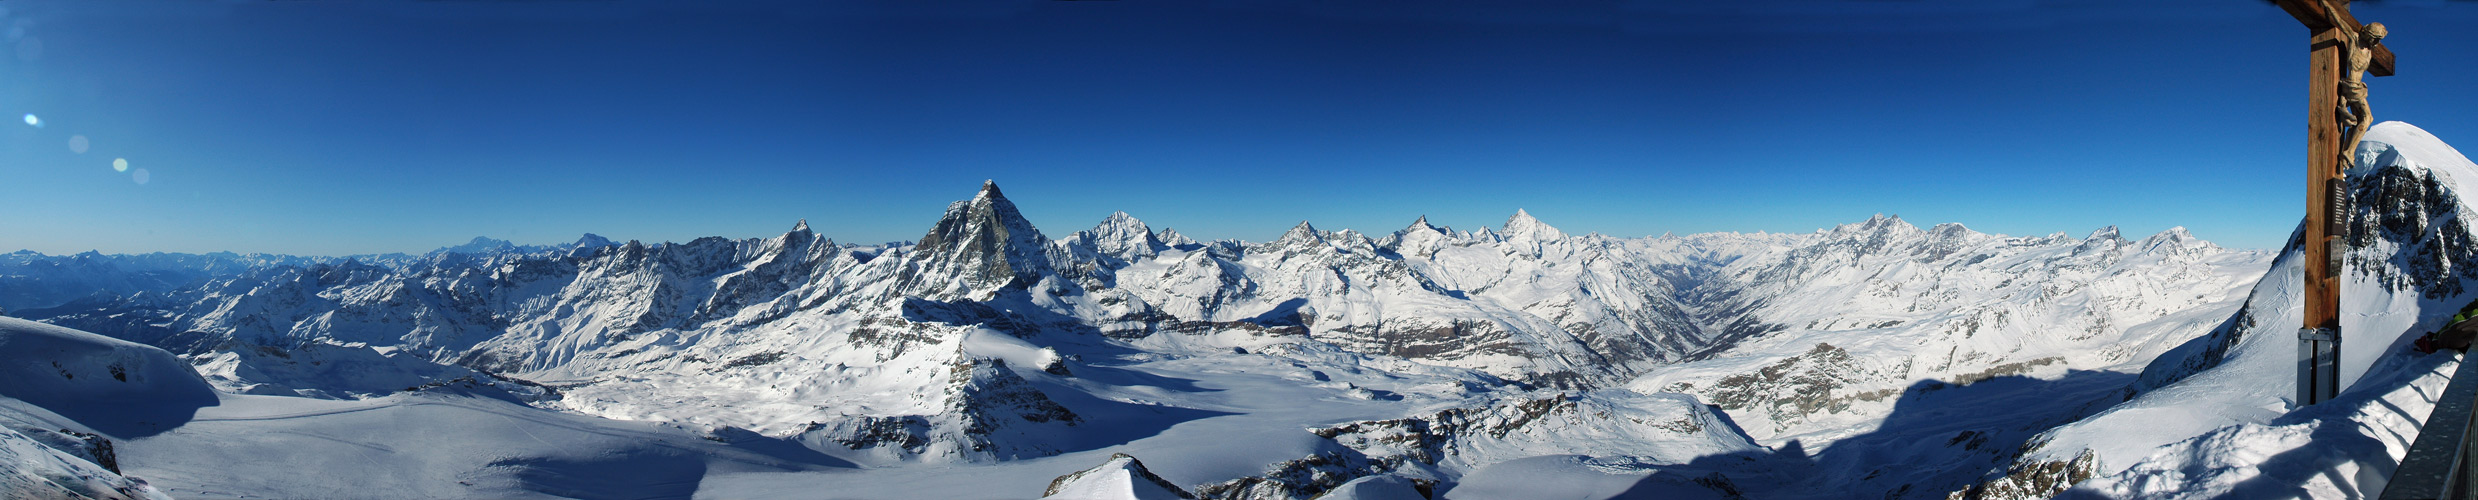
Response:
[[0, 316, 199, 500], [1042, 454, 1192, 500], [20, 124, 2478, 499], [2030, 121, 2478, 498]]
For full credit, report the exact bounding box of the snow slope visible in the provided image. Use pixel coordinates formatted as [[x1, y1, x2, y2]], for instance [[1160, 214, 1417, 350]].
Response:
[[116, 391, 849, 500], [0, 142, 2364, 499], [0, 316, 206, 500], [1969, 121, 2478, 498], [0, 316, 217, 440], [1042, 453, 1196, 500]]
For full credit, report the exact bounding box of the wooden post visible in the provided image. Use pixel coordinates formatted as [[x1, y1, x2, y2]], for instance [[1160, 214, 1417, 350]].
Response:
[[2299, 26, 2345, 406], [2276, 0, 2392, 406]]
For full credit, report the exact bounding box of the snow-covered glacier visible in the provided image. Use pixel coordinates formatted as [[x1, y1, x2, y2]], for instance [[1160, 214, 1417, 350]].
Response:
[[5, 122, 2474, 499]]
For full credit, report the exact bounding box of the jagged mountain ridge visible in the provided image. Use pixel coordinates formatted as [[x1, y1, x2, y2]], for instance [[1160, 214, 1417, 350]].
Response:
[[9, 179, 2266, 468]]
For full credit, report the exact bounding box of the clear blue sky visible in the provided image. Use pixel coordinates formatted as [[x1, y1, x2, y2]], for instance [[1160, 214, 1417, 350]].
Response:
[[5, 1, 2477, 256]]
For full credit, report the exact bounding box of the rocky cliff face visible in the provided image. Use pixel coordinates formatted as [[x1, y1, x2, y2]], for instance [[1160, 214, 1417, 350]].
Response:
[[907, 181, 1057, 300]]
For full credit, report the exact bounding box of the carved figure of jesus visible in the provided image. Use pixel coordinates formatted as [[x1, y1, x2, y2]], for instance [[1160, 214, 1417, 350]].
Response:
[[2338, 22, 2386, 169]]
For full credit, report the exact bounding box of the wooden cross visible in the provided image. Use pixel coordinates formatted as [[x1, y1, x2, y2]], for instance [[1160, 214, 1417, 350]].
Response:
[[2273, 0, 2394, 406]]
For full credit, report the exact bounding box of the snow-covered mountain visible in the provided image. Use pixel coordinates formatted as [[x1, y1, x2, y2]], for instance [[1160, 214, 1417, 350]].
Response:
[[26, 122, 2478, 499], [1947, 121, 2478, 499]]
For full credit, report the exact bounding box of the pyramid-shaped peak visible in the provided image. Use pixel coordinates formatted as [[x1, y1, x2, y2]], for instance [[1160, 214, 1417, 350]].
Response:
[[924, 180, 1042, 245], [1277, 221, 1322, 243], [1404, 215, 1443, 233], [792, 219, 811, 233], [978, 179, 1006, 200], [909, 180, 1052, 296], [1504, 209, 1564, 240]]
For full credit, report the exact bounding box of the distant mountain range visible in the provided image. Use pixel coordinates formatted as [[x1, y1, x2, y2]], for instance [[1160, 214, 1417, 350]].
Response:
[[3, 122, 2473, 499]]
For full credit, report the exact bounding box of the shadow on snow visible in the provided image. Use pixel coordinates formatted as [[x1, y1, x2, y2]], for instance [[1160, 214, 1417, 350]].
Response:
[[1609, 369, 2139, 500]]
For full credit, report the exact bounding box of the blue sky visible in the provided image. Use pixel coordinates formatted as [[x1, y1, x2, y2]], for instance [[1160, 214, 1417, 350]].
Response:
[[4, 1, 2477, 255]]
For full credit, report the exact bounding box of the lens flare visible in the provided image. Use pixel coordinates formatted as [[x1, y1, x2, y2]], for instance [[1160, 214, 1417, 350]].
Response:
[[112, 158, 128, 172], [20, 114, 35, 127], [67, 135, 88, 153], [132, 168, 149, 185]]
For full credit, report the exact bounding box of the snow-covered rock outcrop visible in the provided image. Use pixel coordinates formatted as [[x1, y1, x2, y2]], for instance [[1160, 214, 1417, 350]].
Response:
[[1043, 453, 1196, 500], [1979, 121, 2478, 498], [1199, 390, 1761, 500], [0, 424, 169, 500]]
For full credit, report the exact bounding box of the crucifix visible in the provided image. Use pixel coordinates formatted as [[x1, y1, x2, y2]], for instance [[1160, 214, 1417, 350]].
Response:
[[2273, 0, 2394, 406]]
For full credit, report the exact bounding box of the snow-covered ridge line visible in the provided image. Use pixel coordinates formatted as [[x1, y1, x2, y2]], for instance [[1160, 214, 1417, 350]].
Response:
[[3, 157, 2278, 498]]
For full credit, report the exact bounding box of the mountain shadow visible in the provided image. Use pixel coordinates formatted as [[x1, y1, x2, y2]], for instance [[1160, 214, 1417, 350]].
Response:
[[1613, 369, 2139, 499]]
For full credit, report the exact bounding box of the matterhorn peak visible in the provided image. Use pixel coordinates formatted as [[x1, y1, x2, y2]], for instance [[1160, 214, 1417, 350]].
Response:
[[977, 179, 1006, 200], [792, 219, 811, 233], [909, 181, 1053, 297]]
